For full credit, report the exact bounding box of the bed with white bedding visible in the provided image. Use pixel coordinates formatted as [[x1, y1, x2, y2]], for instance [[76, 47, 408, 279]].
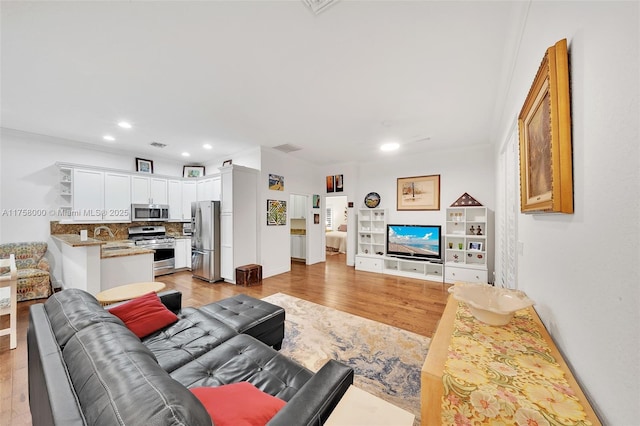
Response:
[[326, 226, 347, 253]]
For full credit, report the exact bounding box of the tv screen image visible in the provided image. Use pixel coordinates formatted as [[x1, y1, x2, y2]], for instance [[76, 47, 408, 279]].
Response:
[[386, 224, 441, 260]]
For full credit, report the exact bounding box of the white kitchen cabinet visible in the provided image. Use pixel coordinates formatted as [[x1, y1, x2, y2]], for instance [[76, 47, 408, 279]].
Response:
[[131, 175, 167, 204], [167, 179, 182, 221], [291, 195, 307, 219], [290, 234, 306, 259], [73, 168, 104, 221], [174, 238, 191, 269], [219, 165, 258, 283], [196, 176, 221, 201], [103, 172, 131, 221], [182, 181, 197, 220]]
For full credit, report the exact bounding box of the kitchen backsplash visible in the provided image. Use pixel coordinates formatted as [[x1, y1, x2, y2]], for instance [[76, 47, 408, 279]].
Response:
[[50, 221, 187, 241]]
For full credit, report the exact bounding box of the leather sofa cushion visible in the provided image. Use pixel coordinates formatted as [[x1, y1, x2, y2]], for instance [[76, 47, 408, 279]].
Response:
[[63, 321, 211, 426], [44, 288, 125, 347], [200, 294, 285, 340], [142, 307, 238, 373], [171, 334, 313, 402]]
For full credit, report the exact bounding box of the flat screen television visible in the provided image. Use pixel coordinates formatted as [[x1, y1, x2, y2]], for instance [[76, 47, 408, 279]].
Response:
[[386, 224, 442, 261]]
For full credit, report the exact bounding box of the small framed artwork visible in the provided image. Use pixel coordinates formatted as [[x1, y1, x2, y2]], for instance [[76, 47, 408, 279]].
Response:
[[326, 176, 335, 193], [222, 159, 232, 166], [314, 213, 320, 224], [183, 166, 205, 178], [468, 242, 483, 251], [267, 200, 287, 226], [312, 194, 320, 208], [397, 174, 440, 211], [136, 158, 153, 174], [519, 38, 573, 214], [335, 174, 344, 192], [269, 174, 284, 191]]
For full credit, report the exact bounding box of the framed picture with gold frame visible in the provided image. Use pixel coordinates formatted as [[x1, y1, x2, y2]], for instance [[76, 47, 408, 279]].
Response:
[[396, 174, 440, 211], [518, 38, 573, 214]]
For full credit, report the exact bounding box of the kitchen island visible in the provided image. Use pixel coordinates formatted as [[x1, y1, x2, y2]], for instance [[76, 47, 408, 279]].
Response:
[[51, 234, 154, 294]]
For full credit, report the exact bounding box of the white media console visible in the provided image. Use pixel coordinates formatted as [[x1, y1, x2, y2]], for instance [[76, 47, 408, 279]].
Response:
[[355, 253, 444, 283]]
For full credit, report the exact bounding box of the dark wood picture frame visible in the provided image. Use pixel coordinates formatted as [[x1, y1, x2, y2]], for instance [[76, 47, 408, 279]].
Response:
[[183, 165, 205, 178], [518, 38, 573, 214], [136, 158, 153, 174]]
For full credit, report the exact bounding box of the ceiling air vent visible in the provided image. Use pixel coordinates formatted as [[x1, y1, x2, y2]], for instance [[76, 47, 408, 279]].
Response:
[[150, 142, 167, 148], [273, 144, 302, 153]]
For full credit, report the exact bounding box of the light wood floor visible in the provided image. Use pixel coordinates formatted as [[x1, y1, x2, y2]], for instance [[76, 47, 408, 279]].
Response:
[[0, 254, 449, 425]]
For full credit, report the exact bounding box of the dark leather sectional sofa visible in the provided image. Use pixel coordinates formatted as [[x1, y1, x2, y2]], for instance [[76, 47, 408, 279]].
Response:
[[27, 288, 354, 425]]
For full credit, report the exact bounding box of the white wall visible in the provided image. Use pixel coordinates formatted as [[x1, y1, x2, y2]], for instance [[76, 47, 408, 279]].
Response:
[[258, 147, 323, 277], [494, 2, 639, 423]]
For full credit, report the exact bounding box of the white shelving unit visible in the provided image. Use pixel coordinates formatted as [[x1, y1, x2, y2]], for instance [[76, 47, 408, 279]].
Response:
[[356, 208, 386, 256], [59, 166, 73, 212], [444, 206, 488, 283]]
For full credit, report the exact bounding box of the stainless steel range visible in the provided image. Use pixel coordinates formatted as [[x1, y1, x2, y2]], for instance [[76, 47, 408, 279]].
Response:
[[128, 225, 175, 276]]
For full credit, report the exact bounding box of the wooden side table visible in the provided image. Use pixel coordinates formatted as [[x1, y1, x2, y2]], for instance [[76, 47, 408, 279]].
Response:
[[96, 281, 166, 306], [420, 295, 601, 425]]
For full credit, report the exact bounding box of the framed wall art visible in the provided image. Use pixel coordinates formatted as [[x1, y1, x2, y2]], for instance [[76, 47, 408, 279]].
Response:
[[269, 174, 284, 191], [335, 174, 344, 192], [312, 194, 320, 208], [136, 158, 153, 174], [183, 166, 205, 178], [518, 38, 573, 214], [326, 175, 335, 193], [267, 199, 287, 225], [396, 174, 440, 211]]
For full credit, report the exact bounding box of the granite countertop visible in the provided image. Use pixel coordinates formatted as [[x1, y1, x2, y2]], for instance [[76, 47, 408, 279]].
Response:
[[51, 234, 106, 247], [51, 235, 154, 258], [100, 245, 155, 259]]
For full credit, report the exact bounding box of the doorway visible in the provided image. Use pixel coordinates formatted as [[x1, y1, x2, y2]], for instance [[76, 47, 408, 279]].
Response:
[[325, 196, 348, 260], [290, 194, 308, 263]]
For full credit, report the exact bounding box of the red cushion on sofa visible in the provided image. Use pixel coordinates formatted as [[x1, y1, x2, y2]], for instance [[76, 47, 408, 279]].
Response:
[[108, 292, 178, 338], [191, 382, 286, 426]]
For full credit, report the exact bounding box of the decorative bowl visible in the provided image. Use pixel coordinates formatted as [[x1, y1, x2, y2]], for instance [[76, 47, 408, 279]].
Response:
[[448, 282, 534, 326]]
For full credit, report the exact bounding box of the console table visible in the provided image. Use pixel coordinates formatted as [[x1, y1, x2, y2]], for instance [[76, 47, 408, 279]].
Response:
[[421, 296, 601, 425]]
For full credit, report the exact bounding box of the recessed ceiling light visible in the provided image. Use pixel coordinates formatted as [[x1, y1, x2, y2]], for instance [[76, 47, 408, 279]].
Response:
[[103, 135, 115, 141], [182, 152, 190, 157], [118, 121, 132, 129], [203, 144, 213, 150], [380, 142, 400, 152]]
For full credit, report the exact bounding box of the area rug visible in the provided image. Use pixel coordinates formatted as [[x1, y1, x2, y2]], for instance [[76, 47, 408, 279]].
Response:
[[262, 293, 430, 424]]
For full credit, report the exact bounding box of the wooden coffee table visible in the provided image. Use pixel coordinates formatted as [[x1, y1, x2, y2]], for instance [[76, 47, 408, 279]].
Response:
[[96, 281, 166, 306]]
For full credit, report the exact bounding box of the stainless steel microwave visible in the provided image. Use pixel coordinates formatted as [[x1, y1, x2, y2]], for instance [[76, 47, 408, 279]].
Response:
[[131, 204, 170, 221]]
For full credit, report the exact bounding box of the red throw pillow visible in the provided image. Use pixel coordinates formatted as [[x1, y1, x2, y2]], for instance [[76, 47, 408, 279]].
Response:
[[108, 292, 178, 338], [191, 382, 286, 426]]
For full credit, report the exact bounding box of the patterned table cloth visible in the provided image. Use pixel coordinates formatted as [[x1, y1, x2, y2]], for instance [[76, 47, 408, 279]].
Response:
[[441, 303, 592, 426]]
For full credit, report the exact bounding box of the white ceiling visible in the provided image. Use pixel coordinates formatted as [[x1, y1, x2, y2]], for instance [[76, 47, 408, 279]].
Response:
[[1, 1, 524, 165]]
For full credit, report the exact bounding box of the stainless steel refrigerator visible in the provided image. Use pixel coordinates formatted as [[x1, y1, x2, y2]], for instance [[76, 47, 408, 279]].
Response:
[[191, 200, 222, 282]]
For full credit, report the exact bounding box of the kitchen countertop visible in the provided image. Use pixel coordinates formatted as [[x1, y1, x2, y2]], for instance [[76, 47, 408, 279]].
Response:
[[51, 234, 106, 247], [51, 235, 154, 258], [291, 229, 306, 235]]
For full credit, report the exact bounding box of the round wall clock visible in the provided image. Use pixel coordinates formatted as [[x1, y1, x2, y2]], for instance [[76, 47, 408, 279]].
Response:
[[364, 192, 381, 208]]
